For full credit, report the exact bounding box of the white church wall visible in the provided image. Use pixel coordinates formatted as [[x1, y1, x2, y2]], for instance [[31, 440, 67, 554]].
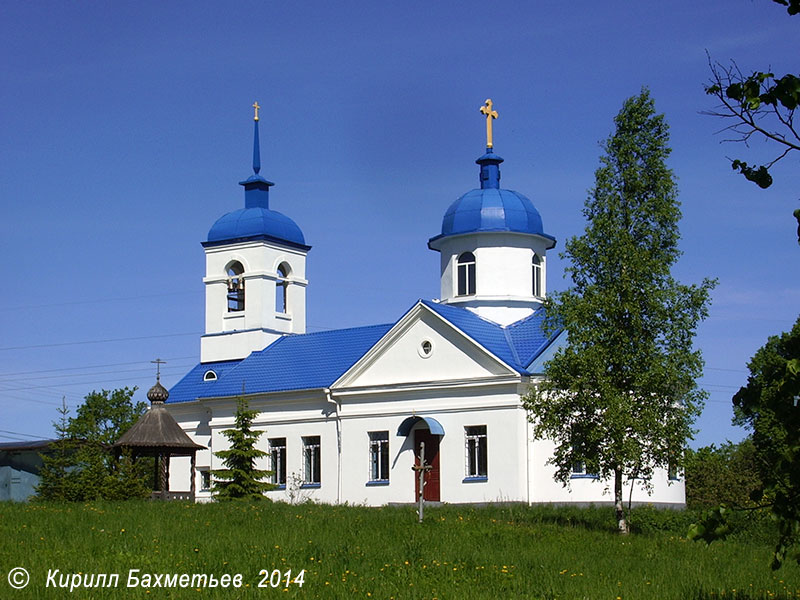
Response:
[[168, 384, 685, 508], [527, 436, 686, 507]]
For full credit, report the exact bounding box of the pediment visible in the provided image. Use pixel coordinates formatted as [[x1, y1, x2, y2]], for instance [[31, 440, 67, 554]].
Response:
[[333, 303, 517, 389]]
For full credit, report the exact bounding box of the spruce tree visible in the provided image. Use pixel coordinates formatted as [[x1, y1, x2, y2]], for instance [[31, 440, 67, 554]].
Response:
[[523, 88, 716, 533], [36, 398, 80, 501], [212, 397, 275, 500]]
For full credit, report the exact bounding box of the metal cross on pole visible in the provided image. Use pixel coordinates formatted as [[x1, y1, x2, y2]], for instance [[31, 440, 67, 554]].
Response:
[[411, 441, 433, 523]]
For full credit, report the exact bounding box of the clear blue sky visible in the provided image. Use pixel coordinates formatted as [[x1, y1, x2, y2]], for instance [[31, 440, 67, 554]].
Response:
[[1, 1, 797, 448]]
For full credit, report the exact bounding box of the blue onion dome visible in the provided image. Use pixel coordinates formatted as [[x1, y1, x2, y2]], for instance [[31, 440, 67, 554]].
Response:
[[428, 149, 555, 249], [203, 114, 309, 250], [206, 204, 307, 249]]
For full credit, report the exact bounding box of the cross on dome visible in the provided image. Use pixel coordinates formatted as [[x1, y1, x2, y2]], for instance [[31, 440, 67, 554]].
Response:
[[479, 99, 499, 148]]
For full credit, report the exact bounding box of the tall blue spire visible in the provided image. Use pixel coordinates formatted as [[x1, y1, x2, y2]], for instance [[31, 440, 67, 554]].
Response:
[[253, 116, 261, 175], [239, 101, 273, 209]]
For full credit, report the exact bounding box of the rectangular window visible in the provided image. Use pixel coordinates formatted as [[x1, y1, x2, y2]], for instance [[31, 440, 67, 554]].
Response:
[[199, 469, 211, 491], [465, 425, 487, 479], [368, 431, 390, 483], [302, 436, 321, 485], [668, 462, 679, 481], [571, 461, 598, 478], [269, 437, 286, 486]]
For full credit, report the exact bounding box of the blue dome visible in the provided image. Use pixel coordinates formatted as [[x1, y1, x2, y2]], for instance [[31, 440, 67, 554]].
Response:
[[440, 188, 546, 237], [428, 148, 556, 249], [206, 207, 307, 248]]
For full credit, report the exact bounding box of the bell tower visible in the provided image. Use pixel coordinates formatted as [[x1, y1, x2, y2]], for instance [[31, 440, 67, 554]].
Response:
[[200, 104, 311, 363]]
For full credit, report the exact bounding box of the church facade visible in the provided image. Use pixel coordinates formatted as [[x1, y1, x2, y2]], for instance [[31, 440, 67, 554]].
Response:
[[166, 102, 684, 507]]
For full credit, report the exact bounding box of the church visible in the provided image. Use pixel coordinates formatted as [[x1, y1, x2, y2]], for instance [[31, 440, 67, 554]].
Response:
[[166, 101, 684, 507]]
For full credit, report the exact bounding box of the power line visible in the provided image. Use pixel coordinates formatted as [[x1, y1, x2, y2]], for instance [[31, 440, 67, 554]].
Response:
[[0, 290, 197, 312], [0, 429, 42, 439], [0, 356, 196, 379], [0, 331, 201, 352], [0, 362, 195, 386]]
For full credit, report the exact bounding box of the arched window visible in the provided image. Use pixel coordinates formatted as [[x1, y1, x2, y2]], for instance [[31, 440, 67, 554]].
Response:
[[457, 252, 476, 296], [276, 263, 290, 313], [532, 253, 543, 297], [226, 261, 245, 312]]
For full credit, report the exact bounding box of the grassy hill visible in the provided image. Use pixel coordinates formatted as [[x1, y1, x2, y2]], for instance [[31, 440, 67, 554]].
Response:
[[0, 501, 797, 599]]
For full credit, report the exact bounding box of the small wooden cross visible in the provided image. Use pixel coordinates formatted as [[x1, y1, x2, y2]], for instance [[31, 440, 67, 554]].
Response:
[[479, 98, 499, 148], [253, 101, 261, 121], [412, 441, 433, 523]]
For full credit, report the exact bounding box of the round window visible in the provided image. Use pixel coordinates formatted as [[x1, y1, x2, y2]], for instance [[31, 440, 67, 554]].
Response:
[[418, 339, 433, 358]]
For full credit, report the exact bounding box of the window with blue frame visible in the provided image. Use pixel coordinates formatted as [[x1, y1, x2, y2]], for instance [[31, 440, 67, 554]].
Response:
[[269, 437, 286, 487], [570, 461, 598, 478], [368, 431, 389, 483], [465, 425, 487, 479], [302, 436, 321, 485]]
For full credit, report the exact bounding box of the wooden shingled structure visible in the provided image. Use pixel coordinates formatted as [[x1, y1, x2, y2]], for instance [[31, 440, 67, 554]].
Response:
[[114, 370, 204, 500]]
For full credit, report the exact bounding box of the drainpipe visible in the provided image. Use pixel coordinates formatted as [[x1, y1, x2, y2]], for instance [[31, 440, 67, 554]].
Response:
[[325, 388, 342, 504]]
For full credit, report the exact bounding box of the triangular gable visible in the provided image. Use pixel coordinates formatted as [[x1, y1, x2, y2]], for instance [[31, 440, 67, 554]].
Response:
[[334, 302, 519, 389]]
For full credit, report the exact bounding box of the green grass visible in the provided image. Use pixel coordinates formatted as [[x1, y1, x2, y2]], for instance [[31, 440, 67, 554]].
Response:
[[0, 501, 798, 599]]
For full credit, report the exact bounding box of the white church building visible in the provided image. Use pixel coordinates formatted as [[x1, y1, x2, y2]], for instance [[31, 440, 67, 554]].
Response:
[[166, 102, 684, 507]]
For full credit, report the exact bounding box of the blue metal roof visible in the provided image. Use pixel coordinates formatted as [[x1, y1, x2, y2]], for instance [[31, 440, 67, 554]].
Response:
[[204, 206, 308, 249], [167, 324, 393, 403], [168, 302, 561, 403], [397, 416, 445, 437], [429, 188, 555, 246]]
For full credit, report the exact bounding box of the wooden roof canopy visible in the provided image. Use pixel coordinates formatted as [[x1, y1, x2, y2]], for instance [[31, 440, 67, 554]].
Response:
[[114, 376, 204, 456]]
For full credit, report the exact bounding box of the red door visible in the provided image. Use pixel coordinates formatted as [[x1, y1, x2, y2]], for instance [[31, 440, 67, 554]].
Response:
[[414, 429, 440, 501]]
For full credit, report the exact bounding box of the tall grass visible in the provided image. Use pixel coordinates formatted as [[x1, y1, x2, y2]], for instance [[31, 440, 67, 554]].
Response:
[[0, 501, 797, 599]]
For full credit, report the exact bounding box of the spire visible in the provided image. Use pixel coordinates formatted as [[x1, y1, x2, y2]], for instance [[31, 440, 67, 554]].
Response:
[[252, 101, 261, 174], [239, 101, 273, 209], [477, 99, 503, 189]]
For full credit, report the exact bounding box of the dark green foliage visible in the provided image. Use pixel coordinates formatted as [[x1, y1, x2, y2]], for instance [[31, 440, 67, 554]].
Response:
[[212, 397, 275, 500], [523, 89, 715, 534], [704, 3, 799, 243], [732, 316, 800, 568], [36, 399, 82, 501], [688, 505, 734, 544], [35, 388, 151, 502], [684, 439, 763, 509]]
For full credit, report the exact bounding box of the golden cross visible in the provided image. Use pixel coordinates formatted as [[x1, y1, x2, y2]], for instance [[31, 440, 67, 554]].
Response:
[[253, 101, 260, 121], [479, 98, 499, 148]]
